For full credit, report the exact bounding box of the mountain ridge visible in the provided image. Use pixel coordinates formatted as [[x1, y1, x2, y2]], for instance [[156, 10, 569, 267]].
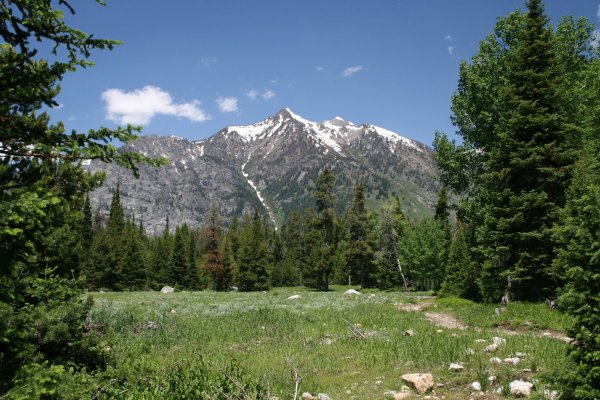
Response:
[[88, 108, 440, 234]]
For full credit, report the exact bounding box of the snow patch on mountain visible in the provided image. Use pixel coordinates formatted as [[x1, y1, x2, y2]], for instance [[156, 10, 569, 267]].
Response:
[[241, 154, 276, 226]]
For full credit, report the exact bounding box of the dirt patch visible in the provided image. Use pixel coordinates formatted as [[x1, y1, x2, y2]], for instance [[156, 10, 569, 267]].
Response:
[[424, 312, 468, 330], [395, 300, 433, 312], [395, 300, 468, 330]]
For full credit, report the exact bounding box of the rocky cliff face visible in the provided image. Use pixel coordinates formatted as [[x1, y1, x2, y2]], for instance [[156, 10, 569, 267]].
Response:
[[88, 108, 440, 233]]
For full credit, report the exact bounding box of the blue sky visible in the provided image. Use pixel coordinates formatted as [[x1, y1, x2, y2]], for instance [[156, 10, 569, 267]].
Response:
[[49, 1, 599, 146]]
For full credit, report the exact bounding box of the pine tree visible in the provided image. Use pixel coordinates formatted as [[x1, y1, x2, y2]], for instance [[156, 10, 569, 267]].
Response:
[[311, 168, 337, 291], [440, 223, 480, 300], [118, 222, 147, 290], [478, 0, 579, 301], [82, 194, 93, 246], [107, 181, 125, 235], [344, 184, 375, 288], [202, 205, 226, 291], [237, 211, 270, 291], [168, 227, 189, 289], [553, 151, 600, 399]]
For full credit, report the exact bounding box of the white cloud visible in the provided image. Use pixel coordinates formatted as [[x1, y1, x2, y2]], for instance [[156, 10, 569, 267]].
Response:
[[216, 96, 238, 113], [597, 4, 600, 18], [262, 90, 276, 100], [201, 56, 217, 67], [444, 34, 453, 42], [246, 90, 258, 100], [55, 103, 64, 109], [102, 85, 210, 125], [342, 65, 364, 77], [315, 65, 325, 72], [448, 46, 455, 55], [269, 78, 279, 84]]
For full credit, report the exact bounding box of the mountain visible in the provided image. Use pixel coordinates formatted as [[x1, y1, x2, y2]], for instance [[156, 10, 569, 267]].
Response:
[[88, 108, 440, 234]]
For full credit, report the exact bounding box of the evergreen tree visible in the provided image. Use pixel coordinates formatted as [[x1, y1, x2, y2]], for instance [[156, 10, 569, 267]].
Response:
[[553, 151, 600, 399], [278, 212, 304, 286], [440, 223, 480, 300], [344, 184, 375, 288], [310, 168, 337, 291], [0, 0, 162, 390], [237, 211, 270, 291], [118, 222, 147, 290], [202, 205, 227, 291], [168, 227, 189, 289], [434, 0, 588, 301], [107, 181, 125, 235], [82, 194, 94, 246]]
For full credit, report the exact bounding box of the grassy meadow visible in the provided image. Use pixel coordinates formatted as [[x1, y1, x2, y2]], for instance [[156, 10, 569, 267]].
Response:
[[88, 287, 573, 399]]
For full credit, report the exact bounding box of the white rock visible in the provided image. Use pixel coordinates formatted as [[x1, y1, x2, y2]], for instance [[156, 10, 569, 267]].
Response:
[[489, 356, 502, 364], [492, 336, 506, 345], [465, 348, 476, 355], [403, 329, 414, 336], [504, 357, 520, 365], [160, 286, 174, 293], [510, 380, 534, 397], [516, 352, 526, 357], [288, 295, 301, 300], [484, 343, 499, 353], [301, 393, 314, 400], [471, 381, 482, 391], [475, 339, 487, 343], [401, 373, 434, 394], [488, 375, 497, 384], [448, 363, 464, 372], [344, 289, 362, 295], [316, 394, 331, 400], [170, 309, 176, 314]]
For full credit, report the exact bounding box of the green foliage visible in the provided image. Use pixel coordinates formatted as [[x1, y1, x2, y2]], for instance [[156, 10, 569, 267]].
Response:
[[237, 211, 270, 291], [399, 218, 447, 291], [344, 184, 375, 288], [440, 224, 480, 300], [553, 153, 600, 399], [434, 1, 594, 302]]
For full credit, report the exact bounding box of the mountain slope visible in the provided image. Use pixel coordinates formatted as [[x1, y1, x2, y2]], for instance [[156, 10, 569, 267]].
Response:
[[88, 108, 440, 233]]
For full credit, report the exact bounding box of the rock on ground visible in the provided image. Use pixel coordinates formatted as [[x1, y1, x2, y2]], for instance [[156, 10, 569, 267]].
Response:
[[288, 294, 301, 300], [160, 286, 174, 293], [510, 380, 534, 398], [448, 363, 464, 372], [344, 289, 362, 295], [471, 381, 482, 391], [401, 373, 434, 394]]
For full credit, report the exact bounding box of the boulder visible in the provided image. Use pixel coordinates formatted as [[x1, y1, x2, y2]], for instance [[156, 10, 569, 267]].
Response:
[[344, 289, 362, 295], [510, 380, 534, 397], [160, 286, 174, 293], [401, 373, 434, 394], [484, 343, 499, 353], [288, 295, 301, 300], [504, 357, 520, 365], [230, 286, 238, 291], [448, 363, 464, 372], [471, 381, 482, 391], [492, 336, 506, 345]]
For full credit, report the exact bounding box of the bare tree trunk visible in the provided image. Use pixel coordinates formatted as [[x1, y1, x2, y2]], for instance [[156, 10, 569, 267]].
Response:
[[500, 276, 511, 305], [396, 258, 408, 289]]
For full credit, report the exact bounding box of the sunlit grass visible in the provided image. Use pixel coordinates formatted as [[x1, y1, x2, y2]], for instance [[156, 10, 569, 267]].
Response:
[[88, 287, 572, 399]]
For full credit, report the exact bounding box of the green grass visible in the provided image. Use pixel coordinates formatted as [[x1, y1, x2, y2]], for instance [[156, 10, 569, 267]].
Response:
[[87, 287, 573, 399]]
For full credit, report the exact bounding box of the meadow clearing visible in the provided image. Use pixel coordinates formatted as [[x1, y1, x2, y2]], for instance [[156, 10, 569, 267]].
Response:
[[88, 287, 573, 399]]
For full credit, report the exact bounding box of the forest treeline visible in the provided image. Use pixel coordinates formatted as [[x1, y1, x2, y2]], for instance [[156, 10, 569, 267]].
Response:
[[83, 172, 452, 295]]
